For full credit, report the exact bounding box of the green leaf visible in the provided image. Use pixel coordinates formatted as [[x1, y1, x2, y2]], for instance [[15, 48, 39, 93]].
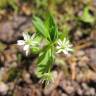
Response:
[[45, 12, 58, 42], [33, 16, 50, 39], [31, 47, 39, 53], [36, 48, 53, 78], [34, 33, 42, 43], [79, 7, 94, 24]]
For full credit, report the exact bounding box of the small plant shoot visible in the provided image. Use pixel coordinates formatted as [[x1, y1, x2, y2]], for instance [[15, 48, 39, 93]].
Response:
[[79, 7, 94, 24], [17, 12, 73, 85]]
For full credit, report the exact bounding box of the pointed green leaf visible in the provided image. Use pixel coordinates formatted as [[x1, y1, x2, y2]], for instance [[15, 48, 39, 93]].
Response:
[[36, 48, 53, 78], [45, 12, 58, 41], [33, 16, 50, 39]]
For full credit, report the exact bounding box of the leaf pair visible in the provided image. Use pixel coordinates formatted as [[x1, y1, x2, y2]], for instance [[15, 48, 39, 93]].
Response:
[[33, 12, 58, 42]]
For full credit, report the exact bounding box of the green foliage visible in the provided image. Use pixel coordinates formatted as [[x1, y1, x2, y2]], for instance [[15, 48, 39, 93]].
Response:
[[33, 13, 58, 83], [33, 16, 50, 40], [0, 0, 18, 12], [32, 12, 73, 84], [36, 48, 54, 76], [45, 13, 58, 41], [33, 13, 58, 42], [17, 12, 72, 84], [34, 0, 48, 8], [0, 0, 9, 8], [79, 7, 94, 24]]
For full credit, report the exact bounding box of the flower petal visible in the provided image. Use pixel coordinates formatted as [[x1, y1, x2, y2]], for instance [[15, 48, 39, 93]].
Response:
[[56, 38, 73, 55], [17, 40, 25, 45], [67, 48, 73, 52], [25, 50, 29, 56], [63, 38, 66, 44], [67, 44, 73, 48], [63, 50, 69, 55], [58, 39, 62, 46], [56, 49, 63, 53], [31, 33, 36, 40], [23, 45, 29, 51], [56, 46, 61, 49], [23, 33, 30, 40]]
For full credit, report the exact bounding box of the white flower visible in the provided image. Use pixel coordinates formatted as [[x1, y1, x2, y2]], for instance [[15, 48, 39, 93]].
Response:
[[17, 33, 38, 55], [56, 38, 73, 55]]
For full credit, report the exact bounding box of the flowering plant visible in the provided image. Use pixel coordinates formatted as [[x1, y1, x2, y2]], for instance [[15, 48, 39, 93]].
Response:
[[17, 13, 73, 84]]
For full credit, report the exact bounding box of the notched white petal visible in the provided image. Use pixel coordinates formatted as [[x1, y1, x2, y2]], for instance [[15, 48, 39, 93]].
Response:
[[56, 49, 63, 53], [63, 50, 69, 55], [23, 33, 30, 40], [56, 46, 61, 49], [58, 39, 62, 46], [68, 44, 73, 47], [23, 45, 29, 51], [67, 48, 74, 53], [17, 40, 25, 45]]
